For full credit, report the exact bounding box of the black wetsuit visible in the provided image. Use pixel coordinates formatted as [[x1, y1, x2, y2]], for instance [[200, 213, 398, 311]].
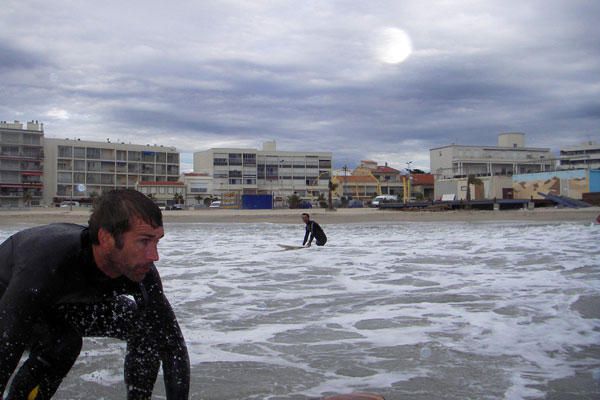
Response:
[[303, 220, 327, 246], [0, 223, 190, 399]]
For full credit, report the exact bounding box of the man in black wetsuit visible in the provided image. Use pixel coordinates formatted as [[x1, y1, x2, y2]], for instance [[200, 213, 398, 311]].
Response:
[[302, 213, 327, 247], [0, 189, 189, 399]]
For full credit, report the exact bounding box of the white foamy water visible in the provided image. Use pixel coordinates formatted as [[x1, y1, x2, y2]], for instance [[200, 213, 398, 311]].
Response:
[[2, 221, 600, 399]]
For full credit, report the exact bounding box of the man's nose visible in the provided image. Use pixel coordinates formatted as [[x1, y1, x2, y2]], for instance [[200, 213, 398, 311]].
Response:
[[147, 244, 159, 262]]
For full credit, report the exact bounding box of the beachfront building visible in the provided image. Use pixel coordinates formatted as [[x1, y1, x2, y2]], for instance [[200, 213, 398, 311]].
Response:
[[181, 172, 213, 206], [135, 180, 186, 208], [431, 133, 554, 179], [559, 141, 600, 170], [410, 173, 435, 201], [431, 133, 554, 200], [353, 160, 403, 197], [332, 175, 380, 204], [0, 120, 44, 207], [193, 141, 332, 206], [43, 138, 180, 205]]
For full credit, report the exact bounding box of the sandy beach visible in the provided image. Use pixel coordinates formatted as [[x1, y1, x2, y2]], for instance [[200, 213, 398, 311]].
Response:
[[1, 206, 598, 226]]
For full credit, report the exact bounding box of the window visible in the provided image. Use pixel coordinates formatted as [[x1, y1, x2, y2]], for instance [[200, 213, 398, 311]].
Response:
[[141, 164, 155, 174], [128, 151, 141, 162], [87, 161, 101, 172], [74, 160, 86, 171], [58, 146, 72, 158], [319, 159, 331, 168], [229, 153, 242, 166], [86, 148, 101, 159], [73, 147, 85, 158], [57, 160, 72, 170], [243, 153, 256, 165], [142, 151, 155, 162], [57, 172, 72, 183], [167, 153, 179, 164]]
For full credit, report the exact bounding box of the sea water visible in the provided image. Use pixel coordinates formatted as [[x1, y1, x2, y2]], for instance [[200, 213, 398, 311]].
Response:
[[1, 221, 599, 399]]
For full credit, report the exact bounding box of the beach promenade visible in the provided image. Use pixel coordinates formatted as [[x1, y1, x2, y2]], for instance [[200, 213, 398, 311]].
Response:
[[0, 206, 598, 226]]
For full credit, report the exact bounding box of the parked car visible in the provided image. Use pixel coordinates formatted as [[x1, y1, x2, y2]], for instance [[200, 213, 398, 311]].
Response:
[[371, 195, 397, 207], [59, 201, 80, 208], [209, 200, 221, 208]]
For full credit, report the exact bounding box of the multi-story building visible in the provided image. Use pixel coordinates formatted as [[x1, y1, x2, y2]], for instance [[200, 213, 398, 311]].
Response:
[[353, 160, 403, 196], [193, 141, 332, 204], [43, 138, 179, 205], [430, 133, 554, 179], [332, 175, 380, 203], [0, 120, 44, 207], [559, 141, 600, 170], [431, 133, 555, 200], [181, 172, 213, 206], [135, 181, 186, 208]]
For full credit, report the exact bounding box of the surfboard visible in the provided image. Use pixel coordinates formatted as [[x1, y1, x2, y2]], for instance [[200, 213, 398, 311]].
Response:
[[277, 244, 305, 251]]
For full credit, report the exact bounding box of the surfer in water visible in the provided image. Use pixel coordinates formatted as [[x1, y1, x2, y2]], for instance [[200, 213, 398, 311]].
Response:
[[0, 189, 189, 399], [302, 213, 327, 247]]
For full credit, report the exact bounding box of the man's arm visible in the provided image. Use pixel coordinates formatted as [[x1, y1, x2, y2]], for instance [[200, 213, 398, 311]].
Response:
[[306, 222, 316, 246], [142, 268, 190, 399], [0, 234, 62, 396], [303, 225, 310, 246], [0, 272, 54, 395]]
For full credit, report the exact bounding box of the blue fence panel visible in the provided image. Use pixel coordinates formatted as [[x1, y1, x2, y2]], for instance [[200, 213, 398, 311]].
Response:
[[590, 169, 600, 193], [242, 194, 273, 209]]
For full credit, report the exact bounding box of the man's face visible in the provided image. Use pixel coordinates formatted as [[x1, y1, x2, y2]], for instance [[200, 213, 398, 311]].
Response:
[[105, 218, 164, 282], [302, 214, 309, 224]]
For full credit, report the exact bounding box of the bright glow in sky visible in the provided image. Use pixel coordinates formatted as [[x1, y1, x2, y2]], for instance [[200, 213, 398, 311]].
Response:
[[377, 28, 413, 64]]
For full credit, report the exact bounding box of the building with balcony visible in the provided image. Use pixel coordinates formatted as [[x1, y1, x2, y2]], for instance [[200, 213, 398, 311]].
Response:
[[560, 141, 600, 170], [193, 141, 332, 205], [430, 133, 555, 200], [43, 138, 180, 205], [430, 133, 554, 179], [0, 120, 44, 207]]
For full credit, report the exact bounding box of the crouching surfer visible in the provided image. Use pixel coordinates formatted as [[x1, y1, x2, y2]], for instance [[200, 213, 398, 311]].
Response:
[[0, 189, 189, 399]]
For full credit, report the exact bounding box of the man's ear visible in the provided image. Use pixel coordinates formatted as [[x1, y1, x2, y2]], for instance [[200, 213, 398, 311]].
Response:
[[97, 228, 115, 250]]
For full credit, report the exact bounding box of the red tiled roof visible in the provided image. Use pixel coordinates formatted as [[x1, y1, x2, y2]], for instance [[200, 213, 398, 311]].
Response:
[[374, 166, 400, 174], [410, 174, 434, 185]]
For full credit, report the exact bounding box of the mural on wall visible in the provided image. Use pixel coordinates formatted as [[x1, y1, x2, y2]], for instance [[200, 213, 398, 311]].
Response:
[[513, 171, 589, 200]]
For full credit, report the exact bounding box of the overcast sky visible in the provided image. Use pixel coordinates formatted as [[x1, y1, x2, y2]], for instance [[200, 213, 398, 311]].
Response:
[[2, 1, 599, 171]]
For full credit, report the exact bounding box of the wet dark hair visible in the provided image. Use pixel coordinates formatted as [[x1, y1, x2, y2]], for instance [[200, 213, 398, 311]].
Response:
[[88, 189, 162, 248], [301, 213, 310, 219]]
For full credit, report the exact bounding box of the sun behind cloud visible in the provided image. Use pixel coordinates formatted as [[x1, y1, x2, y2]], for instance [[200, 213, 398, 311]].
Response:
[[376, 27, 413, 64]]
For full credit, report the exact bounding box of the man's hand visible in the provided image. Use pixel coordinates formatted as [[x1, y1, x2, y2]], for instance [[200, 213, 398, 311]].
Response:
[[306, 242, 311, 247]]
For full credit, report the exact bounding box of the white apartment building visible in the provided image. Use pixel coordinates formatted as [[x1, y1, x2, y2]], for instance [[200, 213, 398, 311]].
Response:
[[193, 141, 332, 201], [181, 172, 212, 205], [560, 141, 600, 170], [430, 133, 554, 179], [43, 138, 180, 205], [0, 120, 44, 207]]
